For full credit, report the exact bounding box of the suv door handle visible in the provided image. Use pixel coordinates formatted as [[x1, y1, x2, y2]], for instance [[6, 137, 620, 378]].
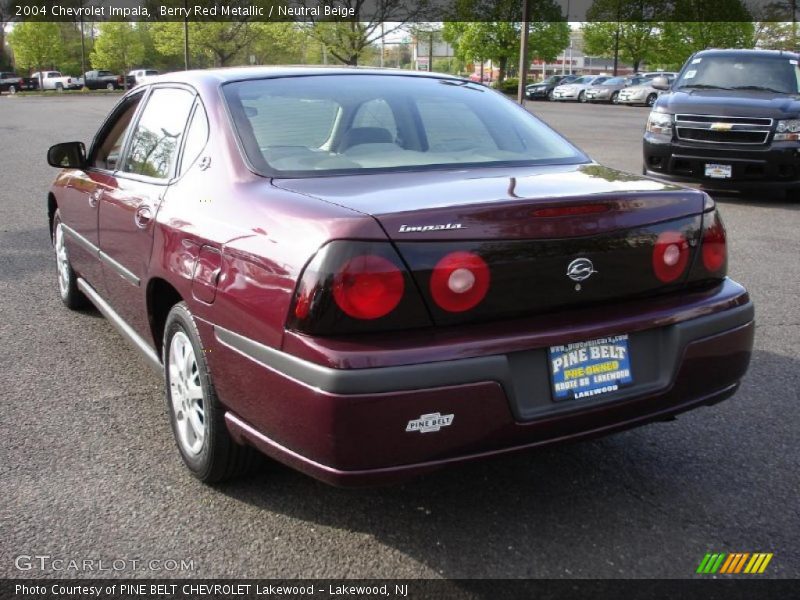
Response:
[[134, 205, 152, 229]]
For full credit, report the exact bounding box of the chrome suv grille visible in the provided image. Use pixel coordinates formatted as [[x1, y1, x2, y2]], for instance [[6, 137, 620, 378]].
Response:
[[675, 114, 773, 145]]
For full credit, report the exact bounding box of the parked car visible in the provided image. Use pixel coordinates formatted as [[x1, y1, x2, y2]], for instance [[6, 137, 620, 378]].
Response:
[[129, 69, 160, 86], [552, 75, 611, 102], [30, 71, 80, 91], [644, 49, 800, 198], [525, 74, 578, 101], [45, 67, 753, 486], [81, 70, 135, 90], [585, 76, 649, 103], [618, 75, 675, 106], [641, 71, 678, 80], [0, 72, 39, 94]]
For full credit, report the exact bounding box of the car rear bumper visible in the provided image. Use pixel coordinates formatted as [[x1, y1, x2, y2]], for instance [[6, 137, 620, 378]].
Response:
[[644, 134, 800, 192], [202, 279, 754, 486]]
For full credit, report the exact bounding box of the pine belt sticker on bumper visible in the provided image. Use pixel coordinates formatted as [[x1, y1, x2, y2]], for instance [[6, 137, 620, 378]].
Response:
[[406, 412, 454, 433], [549, 335, 633, 401]]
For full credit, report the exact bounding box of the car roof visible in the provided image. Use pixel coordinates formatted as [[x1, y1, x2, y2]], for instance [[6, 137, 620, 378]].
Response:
[[147, 66, 464, 88]]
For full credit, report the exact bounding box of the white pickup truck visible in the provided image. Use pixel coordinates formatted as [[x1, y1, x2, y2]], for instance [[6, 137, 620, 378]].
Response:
[[30, 71, 81, 91]]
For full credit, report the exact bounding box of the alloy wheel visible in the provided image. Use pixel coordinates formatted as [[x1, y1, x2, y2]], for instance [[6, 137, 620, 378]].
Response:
[[54, 223, 70, 299], [168, 331, 205, 456]]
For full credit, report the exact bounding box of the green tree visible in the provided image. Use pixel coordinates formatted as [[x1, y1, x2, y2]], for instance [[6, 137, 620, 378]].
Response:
[[443, 22, 520, 81], [90, 23, 145, 85], [8, 22, 64, 83], [0, 0, 11, 69], [250, 23, 306, 65], [659, 21, 755, 68], [151, 22, 258, 68]]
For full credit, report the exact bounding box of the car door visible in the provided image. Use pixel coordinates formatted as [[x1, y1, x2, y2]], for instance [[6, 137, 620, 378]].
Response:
[[57, 90, 145, 290], [97, 85, 196, 338]]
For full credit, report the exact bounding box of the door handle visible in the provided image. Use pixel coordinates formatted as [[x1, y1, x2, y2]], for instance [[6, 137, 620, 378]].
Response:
[[89, 189, 103, 208], [134, 206, 152, 229]]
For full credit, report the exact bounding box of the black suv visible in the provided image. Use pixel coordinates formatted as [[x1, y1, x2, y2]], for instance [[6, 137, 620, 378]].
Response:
[[643, 49, 800, 197]]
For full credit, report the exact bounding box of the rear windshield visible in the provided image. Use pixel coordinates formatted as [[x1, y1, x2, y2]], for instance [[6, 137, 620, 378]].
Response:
[[223, 74, 586, 177], [675, 55, 800, 94]]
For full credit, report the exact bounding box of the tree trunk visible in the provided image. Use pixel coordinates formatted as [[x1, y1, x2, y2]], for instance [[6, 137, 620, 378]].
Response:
[[498, 57, 507, 82]]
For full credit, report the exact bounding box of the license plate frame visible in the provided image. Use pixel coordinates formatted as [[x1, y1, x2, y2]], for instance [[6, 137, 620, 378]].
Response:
[[704, 163, 732, 179], [548, 335, 634, 402]]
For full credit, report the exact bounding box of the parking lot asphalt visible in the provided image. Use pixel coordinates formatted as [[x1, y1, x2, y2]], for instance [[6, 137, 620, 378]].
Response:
[[0, 95, 798, 580]]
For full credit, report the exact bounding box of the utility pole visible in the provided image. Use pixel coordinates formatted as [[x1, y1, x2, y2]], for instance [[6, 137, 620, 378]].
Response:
[[517, 0, 530, 104], [613, 22, 620, 76], [380, 22, 385, 68]]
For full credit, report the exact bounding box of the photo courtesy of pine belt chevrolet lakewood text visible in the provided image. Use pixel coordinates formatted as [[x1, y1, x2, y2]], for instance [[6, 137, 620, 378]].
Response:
[[46, 68, 754, 486]]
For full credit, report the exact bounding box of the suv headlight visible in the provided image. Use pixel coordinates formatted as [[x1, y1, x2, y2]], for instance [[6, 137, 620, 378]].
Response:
[[646, 112, 673, 136], [775, 119, 800, 141]]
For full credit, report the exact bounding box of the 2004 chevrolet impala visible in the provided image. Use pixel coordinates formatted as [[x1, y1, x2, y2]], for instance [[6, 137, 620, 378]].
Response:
[[47, 68, 754, 485]]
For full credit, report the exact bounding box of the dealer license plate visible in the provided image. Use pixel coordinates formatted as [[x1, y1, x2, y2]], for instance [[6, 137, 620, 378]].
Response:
[[704, 163, 732, 179], [548, 335, 633, 401]]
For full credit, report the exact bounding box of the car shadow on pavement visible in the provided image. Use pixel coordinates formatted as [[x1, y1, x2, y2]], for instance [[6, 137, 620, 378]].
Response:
[[209, 348, 797, 578]]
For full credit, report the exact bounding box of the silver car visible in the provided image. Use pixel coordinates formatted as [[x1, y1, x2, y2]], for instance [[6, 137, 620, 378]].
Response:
[[618, 75, 676, 106], [552, 75, 610, 102], [584, 76, 649, 104]]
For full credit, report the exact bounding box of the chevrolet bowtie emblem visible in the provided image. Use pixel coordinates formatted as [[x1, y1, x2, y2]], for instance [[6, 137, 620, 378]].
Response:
[[710, 122, 733, 131]]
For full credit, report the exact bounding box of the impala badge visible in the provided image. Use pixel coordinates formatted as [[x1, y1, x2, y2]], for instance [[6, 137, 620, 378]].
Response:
[[567, 258, 597, 282], [406, 412, 454, 433]]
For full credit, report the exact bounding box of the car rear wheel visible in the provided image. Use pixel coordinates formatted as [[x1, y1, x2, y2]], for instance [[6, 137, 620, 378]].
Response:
[[52, 210, 89, 310], [8, 84, 17, 94], [611, 91, 619, 104], [646, 93, 657, 107], [548, 89, 555, 101], [164, 302, 259, 483], [578, 90, 587, 103], [106, 82, 114, 91]]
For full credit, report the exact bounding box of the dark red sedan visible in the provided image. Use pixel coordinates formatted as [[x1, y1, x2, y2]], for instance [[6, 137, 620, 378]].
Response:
[[47, 68, 754, 486]]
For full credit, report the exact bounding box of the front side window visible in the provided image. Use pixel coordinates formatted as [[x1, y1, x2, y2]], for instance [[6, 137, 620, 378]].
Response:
[[223, 75, 586, 177], [123, 87, 195, 179], [91, 91, 145, 171]]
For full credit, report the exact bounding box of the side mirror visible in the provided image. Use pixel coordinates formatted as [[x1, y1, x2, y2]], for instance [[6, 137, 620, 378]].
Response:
[[47, 142, 86, 169], [651, 76, 670, 91]]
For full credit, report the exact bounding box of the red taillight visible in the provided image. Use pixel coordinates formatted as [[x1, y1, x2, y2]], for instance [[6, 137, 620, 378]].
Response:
[[430, 251, 490, 312], [701, 212, 727, 273], [332, 255, 404, 320], [652, 231, 690, 283]]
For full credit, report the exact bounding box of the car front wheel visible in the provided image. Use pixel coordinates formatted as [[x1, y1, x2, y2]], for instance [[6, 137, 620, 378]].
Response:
[[163, 302, 259, 483], [52, 210, 89, 310], [646, 93, 657, 107], [578, 91, 587, 103], [611, 91, 619, 104]]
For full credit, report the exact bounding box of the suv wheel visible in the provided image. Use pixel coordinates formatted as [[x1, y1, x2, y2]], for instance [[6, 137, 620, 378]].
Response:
[[163, 302, 259, 483]]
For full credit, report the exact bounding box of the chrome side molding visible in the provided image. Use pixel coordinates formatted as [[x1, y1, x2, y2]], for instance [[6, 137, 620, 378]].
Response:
[[76, 278, 162, 373]]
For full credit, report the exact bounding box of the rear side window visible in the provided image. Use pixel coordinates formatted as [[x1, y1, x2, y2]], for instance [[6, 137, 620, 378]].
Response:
[[179, 103, 209, 175], [123, 87, 195, 179]]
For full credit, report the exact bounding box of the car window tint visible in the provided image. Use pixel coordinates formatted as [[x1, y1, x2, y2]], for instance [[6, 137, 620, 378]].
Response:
[[92, 91, 145, 171], [179, 103, 209, 175], [123, 87, 195, 179], [353, 99, 397, 140], [415, 98, 496, 152], [243, 96, 339, 149]]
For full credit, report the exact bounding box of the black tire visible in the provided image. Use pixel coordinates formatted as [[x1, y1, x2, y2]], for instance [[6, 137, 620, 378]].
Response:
[[55, 83, 64, 92], [547, 89, 555, 101], [646, 93, 657, 107], [8, 84, 17, 94], [106, 82, 114, 91], [611, 91, 619, 104], [578, 90, 587, 103], [52, 209, 89, 310], [163, 302, 259, 483]]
